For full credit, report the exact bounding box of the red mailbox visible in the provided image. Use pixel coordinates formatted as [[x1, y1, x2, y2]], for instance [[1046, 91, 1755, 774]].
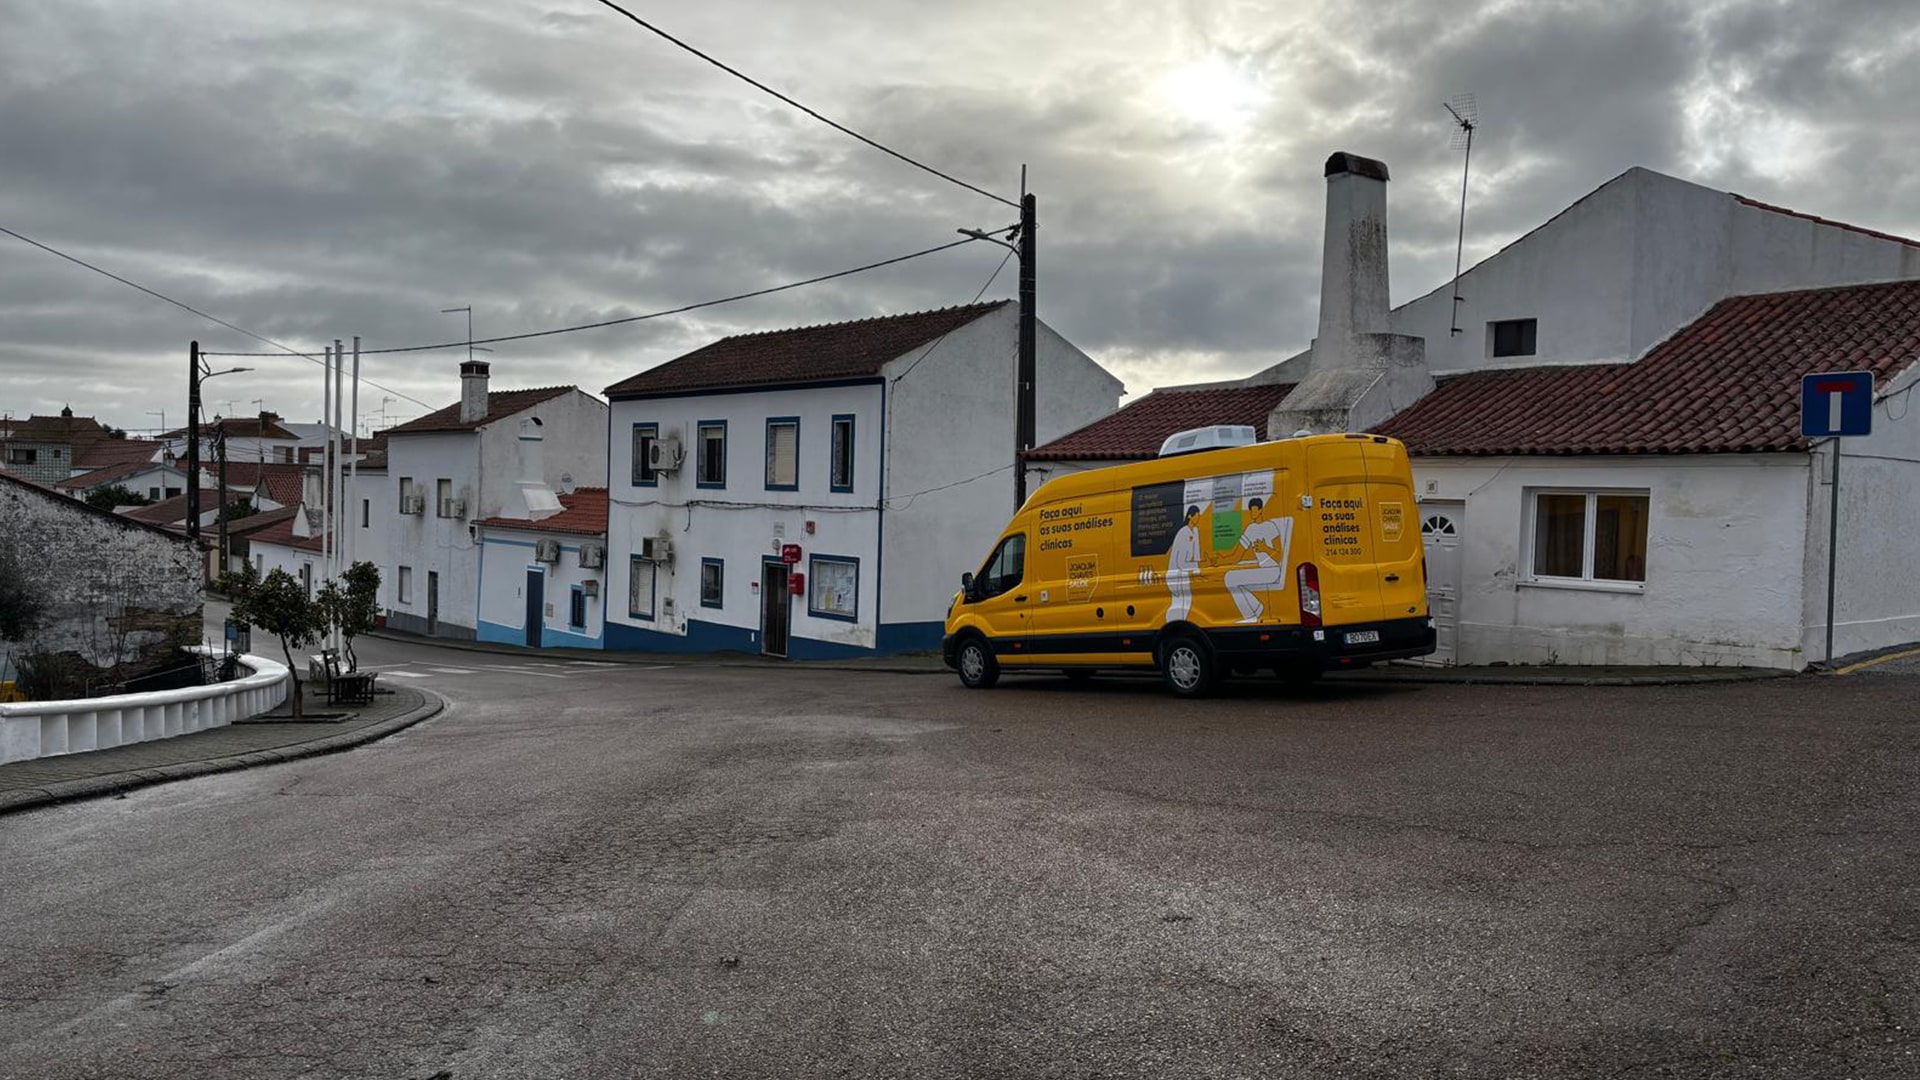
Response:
[[787, 571, 806, 596], [781, 543, 802, 565]]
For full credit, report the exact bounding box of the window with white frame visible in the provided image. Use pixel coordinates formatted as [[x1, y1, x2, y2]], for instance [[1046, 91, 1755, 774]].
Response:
[[808, 554, 859, 621], [399, 476, 414, 512], [436, 478, 454, 517], [629, 556, 657, 620], [700, 557, 724, 608], [696, 421, 727, 488], [765, 418, 798, 490], [830, 415, 855, 492], [1528, 490, 1649, 585], [397, 565, 413, 604]]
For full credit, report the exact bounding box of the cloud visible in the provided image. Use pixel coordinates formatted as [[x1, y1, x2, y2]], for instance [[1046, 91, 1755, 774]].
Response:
[[2, 0, 1919, 433]]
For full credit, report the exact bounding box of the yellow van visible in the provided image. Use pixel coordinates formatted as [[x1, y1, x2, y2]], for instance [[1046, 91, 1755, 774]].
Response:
[[943, 431, 1435, 696]]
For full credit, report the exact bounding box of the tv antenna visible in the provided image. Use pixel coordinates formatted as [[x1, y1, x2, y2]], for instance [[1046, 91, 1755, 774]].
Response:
[[1443, 94, 1477, 336]]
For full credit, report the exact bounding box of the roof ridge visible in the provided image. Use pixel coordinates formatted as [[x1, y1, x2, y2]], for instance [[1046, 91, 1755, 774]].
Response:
[[713, 301, 1009, 345], [1733, 194, 1920, 249]]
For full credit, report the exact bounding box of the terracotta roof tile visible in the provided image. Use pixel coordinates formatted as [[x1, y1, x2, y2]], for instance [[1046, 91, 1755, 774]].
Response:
[[477, 487, 608, 537], [605, 302, 1010, 398], [1375, 279, 1920, 455], [383, 387, 577, 436], [72, 438, 165, 470], [55, 459, 174, 492], [1025, 384, 1298, 461], [245, 509, 323, 553], [226, 505, 301, 537]]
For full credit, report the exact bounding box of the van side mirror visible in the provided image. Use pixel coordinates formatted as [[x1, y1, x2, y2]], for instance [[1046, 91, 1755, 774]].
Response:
[[960, 571, 974, 596]]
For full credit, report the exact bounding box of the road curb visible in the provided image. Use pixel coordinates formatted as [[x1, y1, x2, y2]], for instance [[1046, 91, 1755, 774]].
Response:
[[364, 626, 950, 675], [1324, 669, 1793, 687], [0, 689, 447, 817]]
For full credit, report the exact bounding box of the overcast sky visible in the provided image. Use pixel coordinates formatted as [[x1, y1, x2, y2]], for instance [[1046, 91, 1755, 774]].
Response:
[[3, 0, 1918, 435]]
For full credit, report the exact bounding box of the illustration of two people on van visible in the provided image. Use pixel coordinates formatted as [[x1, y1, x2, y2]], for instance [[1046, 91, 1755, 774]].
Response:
[[1163, 497, 1295, 625]]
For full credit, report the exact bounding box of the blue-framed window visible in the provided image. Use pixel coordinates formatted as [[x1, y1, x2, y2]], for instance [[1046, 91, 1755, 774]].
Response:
[[765, 416, 800, 491], [807, 554, 859, 622], [830, 414, 855, 493], [629, 555, 656, 621], [569, 586, 587, 629], [700, 557, 724, 609], [696, 420, 727, 489], [631, 422, 658, 487]]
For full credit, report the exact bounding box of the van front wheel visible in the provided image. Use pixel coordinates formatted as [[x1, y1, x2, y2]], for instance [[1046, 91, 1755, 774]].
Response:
[[1160, 635, 1215, 698], [956, 637, 999, 689]]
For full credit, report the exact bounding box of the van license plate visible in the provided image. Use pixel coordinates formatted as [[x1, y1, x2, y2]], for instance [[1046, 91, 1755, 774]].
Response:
[[1344, 630, 1381, 645]]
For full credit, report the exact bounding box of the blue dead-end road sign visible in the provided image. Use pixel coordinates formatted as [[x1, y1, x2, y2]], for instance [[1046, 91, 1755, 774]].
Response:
[[1802, 371, 1875, 438]]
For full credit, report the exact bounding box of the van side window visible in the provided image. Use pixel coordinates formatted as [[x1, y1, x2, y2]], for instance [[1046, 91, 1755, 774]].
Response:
[[976, 534, 1026, 600]]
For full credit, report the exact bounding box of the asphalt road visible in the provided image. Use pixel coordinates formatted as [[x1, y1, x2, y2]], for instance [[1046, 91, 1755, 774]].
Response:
[[1, 633, 1915, 1079]]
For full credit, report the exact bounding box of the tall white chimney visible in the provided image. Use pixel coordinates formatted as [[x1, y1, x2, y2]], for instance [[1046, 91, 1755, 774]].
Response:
[[515, 417, 562, 520], [459, 360, 490, 425], [1316, 152, 1393, 351], [1269, 151, 1433, 434]]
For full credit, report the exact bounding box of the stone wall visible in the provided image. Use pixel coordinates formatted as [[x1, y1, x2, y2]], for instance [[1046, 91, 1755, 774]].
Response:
[[0, 476, 203, 689]]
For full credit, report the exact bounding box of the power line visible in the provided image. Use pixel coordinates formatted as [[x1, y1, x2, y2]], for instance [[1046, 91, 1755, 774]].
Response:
[[0, 223, 438, 411], [587, 0, 1018, 210], [891, 243, 1016, 385], [205, 233, 1001, 357]]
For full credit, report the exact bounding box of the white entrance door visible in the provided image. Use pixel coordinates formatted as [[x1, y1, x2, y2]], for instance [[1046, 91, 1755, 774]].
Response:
[[1420, 502, 1464, 666]]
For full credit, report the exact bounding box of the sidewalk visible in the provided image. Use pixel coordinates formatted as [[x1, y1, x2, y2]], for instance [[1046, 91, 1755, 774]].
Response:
[[0, 684, 443, 815], [365, 628, 1790, 685]]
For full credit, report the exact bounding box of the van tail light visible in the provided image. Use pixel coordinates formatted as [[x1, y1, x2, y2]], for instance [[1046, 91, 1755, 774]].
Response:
[[1298, 562, 1322, 628]]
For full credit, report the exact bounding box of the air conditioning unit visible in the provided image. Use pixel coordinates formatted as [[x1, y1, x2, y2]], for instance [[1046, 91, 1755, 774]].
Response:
[[579, 542, 606, 569], [448, 497, 468, 519], [535, 539, 561, 563], [650, 436, 683, 474], [640, 535, 673, 562], [401, 494, 424, 515], [582, 579, 600, 598]]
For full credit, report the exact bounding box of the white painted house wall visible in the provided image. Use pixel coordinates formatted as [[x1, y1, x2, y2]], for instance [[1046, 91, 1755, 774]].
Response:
[[349, 466, 389, 609], [606, 382, 886, 656], [1391, 168, 1920, 375], [477, 527, 606, 650], [383, 390, 608, 639], [1801, 363, 1920, 661], [603, 306, 1123, 656], [1413, 455, 1812, 668], [881, 307, 1125, 631]]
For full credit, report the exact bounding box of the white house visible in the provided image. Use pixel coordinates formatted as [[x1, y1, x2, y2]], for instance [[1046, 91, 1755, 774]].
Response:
[[376, 361, 608, 640], [1029, 154, 1920, 669], [601, 301, 1124, 658], [474, 483, 609, 650]]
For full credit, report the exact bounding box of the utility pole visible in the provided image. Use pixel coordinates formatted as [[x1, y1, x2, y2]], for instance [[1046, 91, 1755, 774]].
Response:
[[215, 423, 230, 574], [1014, 188, 1037, 508], [187, 342, 202, 540]]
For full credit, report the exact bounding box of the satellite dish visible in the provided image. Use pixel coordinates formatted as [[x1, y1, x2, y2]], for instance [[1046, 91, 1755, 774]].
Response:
[[558, 472, 576, 495]]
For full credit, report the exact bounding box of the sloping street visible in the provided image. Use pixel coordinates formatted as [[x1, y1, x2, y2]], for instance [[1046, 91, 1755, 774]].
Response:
[[1, 635, 1915, 1078]]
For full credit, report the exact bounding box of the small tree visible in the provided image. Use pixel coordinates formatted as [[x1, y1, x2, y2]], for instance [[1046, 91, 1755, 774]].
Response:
[[86, 484, 151, 511], [317, 561, 381, 671], [225, 566, 321, 718], [0, 540, 44, 643]]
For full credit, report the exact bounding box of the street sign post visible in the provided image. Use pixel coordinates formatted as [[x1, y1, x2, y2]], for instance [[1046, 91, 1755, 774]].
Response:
[[1802, 371, 1875, 668]]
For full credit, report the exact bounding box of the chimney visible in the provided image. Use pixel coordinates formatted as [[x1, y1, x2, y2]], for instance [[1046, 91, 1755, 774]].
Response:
[[1268, 151, 1433, 435], [515, 417, 562, 520], [1316, 152, 1393, 353], [459, 360, 491, 425]]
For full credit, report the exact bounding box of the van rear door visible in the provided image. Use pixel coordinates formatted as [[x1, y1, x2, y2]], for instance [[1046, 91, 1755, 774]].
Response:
[[1359, 438, 1427, 621], [1305, 439, 1386, 627]]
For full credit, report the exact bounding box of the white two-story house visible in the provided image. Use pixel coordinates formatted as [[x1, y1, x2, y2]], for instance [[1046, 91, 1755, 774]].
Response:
[[378, 361, 608, 639], [601, 301, 1124, 658]]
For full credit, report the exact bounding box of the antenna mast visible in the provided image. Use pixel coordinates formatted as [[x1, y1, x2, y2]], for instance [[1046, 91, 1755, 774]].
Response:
[[1443, 94, 1477, 337]]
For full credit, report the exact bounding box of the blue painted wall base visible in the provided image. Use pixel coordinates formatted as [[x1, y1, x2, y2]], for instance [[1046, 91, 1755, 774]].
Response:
[[603, 618, 943, 658]]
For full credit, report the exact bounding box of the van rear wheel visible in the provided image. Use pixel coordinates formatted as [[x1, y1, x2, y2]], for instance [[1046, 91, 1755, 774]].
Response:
[[1160, 634, 1215, 698], [956, 637, 999, 689]]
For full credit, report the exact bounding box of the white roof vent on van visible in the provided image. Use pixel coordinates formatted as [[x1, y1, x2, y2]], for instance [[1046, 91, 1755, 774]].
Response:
[[1157, 424, 1258, 457]]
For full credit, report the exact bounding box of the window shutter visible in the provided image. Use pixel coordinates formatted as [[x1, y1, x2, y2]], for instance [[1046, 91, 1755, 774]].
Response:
[[769, 423, 797, 486]]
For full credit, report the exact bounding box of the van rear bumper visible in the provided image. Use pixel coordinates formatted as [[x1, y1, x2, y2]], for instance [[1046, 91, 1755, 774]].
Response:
[[1206, 615, 1437, 667]]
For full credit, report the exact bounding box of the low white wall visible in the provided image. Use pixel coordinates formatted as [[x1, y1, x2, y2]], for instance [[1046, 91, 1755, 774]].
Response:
[[0, 648, 289, 765]]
